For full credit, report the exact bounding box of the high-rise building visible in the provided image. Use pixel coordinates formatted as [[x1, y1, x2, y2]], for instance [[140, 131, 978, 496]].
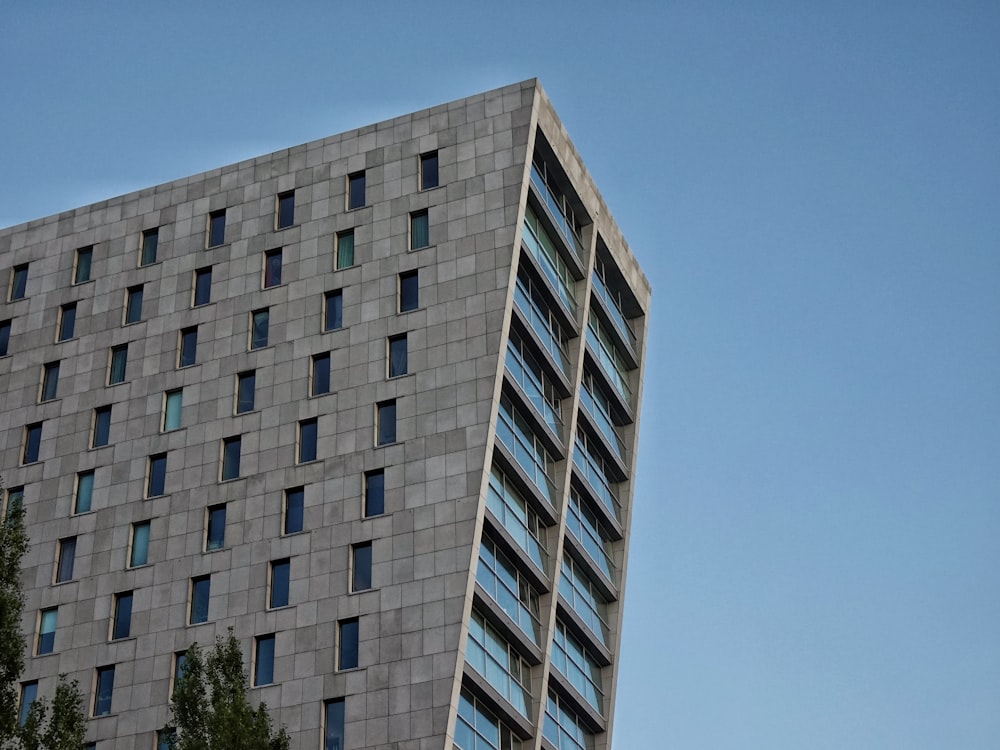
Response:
[[0, 80, 649, 750]]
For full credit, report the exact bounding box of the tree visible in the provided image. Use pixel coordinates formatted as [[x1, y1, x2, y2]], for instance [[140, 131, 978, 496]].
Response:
[[167, 629, 289, 750], [0, 483, 29, 746], [19, 676, 87, 750]]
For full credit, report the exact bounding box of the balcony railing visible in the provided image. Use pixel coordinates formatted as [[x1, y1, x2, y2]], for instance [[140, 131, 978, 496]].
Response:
[[566, 488, 616, 583], [505, 334, 562, 437], [497, 395, 557, 505], [514, 274, 571, 378], [592, 269, 636, 353], [477, 537, 543, 646], [487, 466, 547, 571], [561, 554, 612, 648], [552, 618, 604, 712], [573, 431, 621, 521], [467, 609, 532, 718], [523, 204, 577, 314], [530, 161, 586, 261], [587, 312, 632, 406], [579, 373, 627, 464]]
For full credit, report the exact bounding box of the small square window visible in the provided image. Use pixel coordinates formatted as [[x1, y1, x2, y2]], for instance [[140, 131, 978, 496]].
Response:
[[250, 309, 269, 350], [23, 422, 42, 464], [40, 361, 60, 402], [263, 249, 282, 288], [335, 230, 355, 269], [364, 470, 384, 518], [284, 487, 304, 535], [179, 327, 198, 367], [236, 371, 256, 414], [129, 522, 150, 568], [0, 319, 10, 356], [311, 353, 331, 396], [206, 504, 226, 551], [56, 537, 76, 583], [399, 270, 418, 312], [163, 389, 183, 431], [93, 666, 115, 716], [189, 575, 210, 624], [324, 699, 345, 750], [347, 171, 366, 210], [108, 345, 128, 385], [254, 634, 275, 686], [140, 228, 159, 266], [208, 209, 226, 248], [92, 406, 112, 448], [193, 267, 212, 306], [57, 303, 76, 342], [147, 453, 167, 497], [420, 151, 439, 190], [125, 285, 143, 324], [111, 591, 133, 640], [298, 419, 317, 464], [19, 682, 37, 726], [410, 210, 429, 250], [221, 436, 241, 481], [376, 400, 397, 446], [324, 290, 343, 331], [74, 246, 93, 284], [388, 334, 408, 378], [351, 542, 372, 592], [10, 264, 28, 301], [269, 559, 290, 609], [37, 608, 57, 655], [74, 470, 94, 514], [337, 617, 359, 670], [276, 191, 295, 229]]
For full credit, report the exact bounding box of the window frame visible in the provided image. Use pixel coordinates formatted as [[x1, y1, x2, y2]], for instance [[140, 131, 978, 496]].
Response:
[[129, 521, 151, 568], [263, 248, 282, 288], [40, 361, 60, 402], [108, 344, 128, 385], [409, 209, 429, 250], [419, 151, 439, 190], [335, 229, 355, 270], [111, 591, 134, 641], [375, 399, 397, 446], [387, 334, 408, 378], [347, 171, 366, 210], [363, 469, 385, 518], [57, 302, 76, 342], [74, 246, 93, 284], [23, 422, 42, 464], [162, 389, 183, 432], [93, 665, 115, 716], [0, 319, 10, 356], [283, 487, 304, 535], [398, 269, 418, 312], [189, 575, 211, 624], [10, 264, 28, 301], [268, 558, 291, 609], [221, 436, 241, 481], [146, 453, 167, 498], [140, 228, 159, 267], [235, 370, 256, 414], [179, 326, 198, 368], [337, 617, 359, 670], [36, 607, 58, 655], [250, 308, 269, 350], [351, 542, 373, 593], [193, 266, 212, 306], [253, 634, 276, 686], [55, 536, 76, 584], [124, 285, 144, 325], [310, 352, 331, 397], [323, 698, 345, 750], [276, 190, 295, 229], [298, 418, 318, 464], [323, 290, 343, 331], [205, 504, 227, 551], [74, 470, 95, 514], [208, 209, 226, 248], [92, 406, 112, 448]]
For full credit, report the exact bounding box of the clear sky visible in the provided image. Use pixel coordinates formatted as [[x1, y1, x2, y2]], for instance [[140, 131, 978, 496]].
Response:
[[3, 2, 999, 748]]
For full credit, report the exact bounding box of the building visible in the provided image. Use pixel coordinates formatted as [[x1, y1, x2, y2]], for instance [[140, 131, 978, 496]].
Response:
[[0, 80, 650, 750]]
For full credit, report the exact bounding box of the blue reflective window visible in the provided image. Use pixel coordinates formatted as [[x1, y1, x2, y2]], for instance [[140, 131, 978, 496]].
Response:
[[130, 522, 150, 567], [364, 470, 384, 517], [94, 666, 114, 715], [284, 487, 304, 534], [254, 634, 275, 685], [338, 617, 359, 670], [190, 576, 210, 624], [269, 559, 290, 608]]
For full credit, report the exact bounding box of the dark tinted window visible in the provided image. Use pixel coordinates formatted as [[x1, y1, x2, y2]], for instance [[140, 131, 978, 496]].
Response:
[[179, 327, 198, 367], [125, 286, 143, 324], [298, 419, 317, 463], [147, 453, 167, 497], [40, 362, 59, 401], [388, 335, 407, 377], [348, 172, 365, 209], [399, 270, 418, 312], [112, 592, 133, 640], [236, 371, 256, 413], [94, 666, 114, 715], [93, 407, 112, 447], [251, 310, 269, 349], [194, 267, 212, 306], [209, 210, 226, 247], [140, 229, 159, 266], [324, 291, 343, 331], [338, 618, 359, 670], [222, 437, 241, 480], [23, 423, 42, 463], [254, 635, 275, 686], [312, 353, 331, 396], [264, 249, 282, 288], [206, 504, 226, 550], [352, 542, 372, 591], [284, 487, 304, 534], [74, 247, 93, 283], [58, 303, 76, 341], [270, 559, 290, 608], [376, 400, 396, 445], [10, 265, 28, 300], [277, 191, 295, 228], [364, 470, 384, 517], [420, 151, 439, 190], [190, 576, 210, 623]]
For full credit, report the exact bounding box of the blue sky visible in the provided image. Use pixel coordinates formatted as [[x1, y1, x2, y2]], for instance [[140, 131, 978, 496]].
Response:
[[3, 2, 999, 748]]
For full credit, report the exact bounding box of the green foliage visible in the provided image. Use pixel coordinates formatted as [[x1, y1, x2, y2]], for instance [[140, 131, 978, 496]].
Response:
[[20, 676, 87, 750], [0, 485, 29, 745], [167, 629, 289, 750]]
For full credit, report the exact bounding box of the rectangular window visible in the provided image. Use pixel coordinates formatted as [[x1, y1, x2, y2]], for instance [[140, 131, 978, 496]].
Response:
[[189, 575, 210, 624], [250, 309, 269, 349], [376, 400, 396, 446], [147, 453, 167, 497], [0, 319, 10, 356], [140, 228, 159, 266], [410, 210, 429, 250], [163, 389, 183, 431], [337, 618, 359, 670], [158, 728, 177, 750], [129, 521, 150, 568], [23, 422, 42, 463], [387, 334, 408, 378], [363, 469, 384, 518], [193, 267, 212, 306], [456, 689, 519, 750], [335, 230, 354, 269], [56, 537, 76, 583], [37, 608, 57, 655], [283, 487, 304, 534], [236, 371, 256, 414], [172, 652, 187, 696], [179, 327, 198, 367], [323, 699, 345, 750], [57, 303, 76, 342], [269, 559, 290, 608], [74, 470, 94, 514], [221, 437, 241, 480], [254, 635, 275, 686], [466, 609, 532, 716], [206, 504, 226, 551], [40, 361, 59, 402], [19, 682, 37, 726], [351, 542, 372, 592], [298, 419, 318, 463], [347, 171, 365, 210], [4, 486, 25, 517], [92, 406, 112, 448], [263, 249, 282, 288], [74, 246, 93, 284], [208, 209, 226, 248], [108, 344, 128, 385], [111, 591, 133, 640], [276, 191, 295, 229], [10, 264, 28, 301], [398, 270, 418, 312], [311, 353, 331, 396], [93, 666, 114, 716], [125, 285, 143, 324], [323, 290, 343, 331], [420, 151, 439, 190]]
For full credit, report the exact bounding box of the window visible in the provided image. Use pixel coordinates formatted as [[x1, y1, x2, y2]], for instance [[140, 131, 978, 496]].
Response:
[[351, 542, 372, 592], [221, 437, 241, 481], [543, 690, 593, 750], [57, 303, 76, 341], [111, 592, 133, 640], [335, 230, 354, 269], [40, 361, 59, 402], [323, 290, 343, 331], [74, 470, 94, 514], [208, 209, 226, 248], [4, 486, 24, 517], [263, 249, 282, 288], [420, 151, 439, 190], [487, 466, 546, 570], [125, 285, 143, 324], [236, 371, 256, 414], [19, 683, 37, 726], [193, 267, 212, 306], [477, 536, 542, 645], [140, 228, 159, 266], [92, 406, 112, 448], [56, 537, 76, 583], [398, 270, 418, 312], [179, 327, 198, 367], [10, 264, 28, 301], [189, 575, 210, 624], [129, 521, 150, 568], [108, 345, 128, 385], [254, 635, 275, 686], [172, 651, 187, 695], [158, 728, 177, 750], [410, 210, 429, 250], [23, 422, 42, 463], [347, 171, 365, 210], [37, 608, 57, 655], [74, 246, 93, 284], [250, 309, 269, 349], [466, 609, 531, 716], [311, 353, 331, 396], [375, 400, 396, 445], [269, 559, 290, 608], [337, 618, 359, 670], [298, 419, 318, 463], [206, 504, 226, 551], [0, 319, 10, 356], [163, 389, 183, 431], [283, 487, 304, 535], [93, 666, 114, 716], [147, 453, 167, 497], [323, 699, 345, 750], [456, 688, 520, 750], [276, 190, 295, 229], [363, 470, 384, 518], [551, 618, 603, 711], [387, 334, 408, 377]]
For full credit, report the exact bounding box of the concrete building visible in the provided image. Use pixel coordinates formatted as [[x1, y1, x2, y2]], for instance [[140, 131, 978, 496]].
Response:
[[0, 80, 649, 750]]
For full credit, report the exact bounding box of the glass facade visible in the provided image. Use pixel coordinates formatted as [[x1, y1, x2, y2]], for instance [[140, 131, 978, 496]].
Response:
[[551, 619, 603, 711], [486, 466, 546, 571], [454, 689, 520, 750], [513, 271, 570, 377], [572, 430, 620, 521], [543, 691, 594, 750], [586, 312, 631, 406], [522, 204, 576, 313], [476, 536, 542, 645], [496, 395, 556, 504], [466, 609, 532, 717], [505, 330, 561, 435], [565, 489, 616, 583]]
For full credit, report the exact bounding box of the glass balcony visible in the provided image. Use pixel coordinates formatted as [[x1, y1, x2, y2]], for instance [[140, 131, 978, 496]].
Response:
[[530, 161, 586, 261], [477, 536, 543, 646], [566, 488, 616, 583], [560, 554, 611, 648], [551, 618, 604, 712], [522, 204, 576, 314], [497, 395, 557, 505], [572, 430, 620, 521], [466, 609, 532, 718], [456, 689, 522, 750], [579, 371, 627, 464], [487, 466, 546, 571], [592, 267, 636, 354], [514, 273, 571, 378], [505, 331, 562, 436], [543, 691, 595, 750], [587, 312, 632, 406]]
